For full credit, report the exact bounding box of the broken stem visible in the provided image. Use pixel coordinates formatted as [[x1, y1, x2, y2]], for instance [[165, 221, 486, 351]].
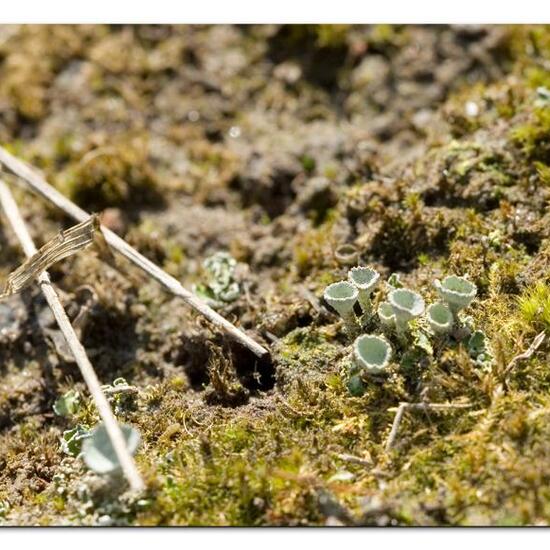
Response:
[[385, 401, 474, 452], [0, 146, 269, 359], [385, 402, 408, 452], [102, 385, 139, 396], [0, 179, 144, 492], [502, 331, 545, 380], [335, 453, 373, 467]]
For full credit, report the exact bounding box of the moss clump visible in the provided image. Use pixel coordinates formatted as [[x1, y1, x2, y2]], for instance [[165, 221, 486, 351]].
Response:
[[535, 162, 550, 186], [380, 393, 550, 525], [274, 326, 342, 390], [292, 215, 338, 277], [136, 417, 327, 526], [0, 26, 91, 122], [510, 107, 550, 161], [55, 134, 161, 211], [517, 282, 550, 334]]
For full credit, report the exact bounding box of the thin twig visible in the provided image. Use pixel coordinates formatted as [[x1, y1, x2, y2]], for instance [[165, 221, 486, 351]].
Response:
[[0, 180, 144, 492], [0, 146, 269, 359], [387, 402, 475, 413], [385, 402, 408, 452], [276, 394, 311, 417], [102, 385, 139, 396], [335, 453, 373, 467], [502, 331, 546, 380], [385, 401, 474, 452]]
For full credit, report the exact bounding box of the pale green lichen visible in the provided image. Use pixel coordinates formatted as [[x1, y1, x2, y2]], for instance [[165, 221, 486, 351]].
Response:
[[323, 280, 360, 336], [193, 252, 241, 308], [348, 266, 380, 319], [425, 302, 453, 335], [388, 288, 425, 340], [434, 275, 477, 319], [353, 334, 392, 375]]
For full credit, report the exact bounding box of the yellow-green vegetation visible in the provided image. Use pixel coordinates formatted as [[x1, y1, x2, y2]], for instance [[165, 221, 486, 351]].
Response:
[[54, 134, 161, 210], [511, 107, 550, 160], [1, 24, 550, 526], [518, 282, 550, 334]]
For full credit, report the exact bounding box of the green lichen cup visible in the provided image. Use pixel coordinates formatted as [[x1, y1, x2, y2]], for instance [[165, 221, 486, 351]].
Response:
[[324, 281, 359, 335], [353, 334, 392, 375], [434, 275, 477, 317], [388, 288, 425, 333], [377, 301, 396, 329], [82, 423, 141, 475], [426, 302, 453, 335], [348, 266, 380, 316]]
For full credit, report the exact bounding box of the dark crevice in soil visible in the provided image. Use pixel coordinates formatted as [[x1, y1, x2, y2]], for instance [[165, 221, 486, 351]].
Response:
[[266, 25, 350, 91], [230, 340, 275, 393], [176, 332, 275, 400], [80, 306, 141, 379], [175, 333, 211, 390], [422, 188, 501, 212], [512, 231, 543, 256], [229, 167, 299, 219]]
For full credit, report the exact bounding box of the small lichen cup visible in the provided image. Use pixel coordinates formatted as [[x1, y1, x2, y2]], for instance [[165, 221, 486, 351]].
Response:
[[426, 302, 453, 335], [324, 281, 359, 335], [434, 275, 477, 318], [353, 334, 392, 376], [82, 423, 140, 475], [348, 266, 380, 318], [388, 288, 425, 340], [377, 301, 396, 329]]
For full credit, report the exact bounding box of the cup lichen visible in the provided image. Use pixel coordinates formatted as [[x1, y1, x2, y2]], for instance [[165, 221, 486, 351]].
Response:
[[434, 275, 477, 318], [426, 302, 453, 335], [323, 280, 359, 335], [348, 266, 380, 318], [352, 334, 392, 375], [82, 423, 141, 475], [378, 301, 396, 329], [388, 288, 425, 340]]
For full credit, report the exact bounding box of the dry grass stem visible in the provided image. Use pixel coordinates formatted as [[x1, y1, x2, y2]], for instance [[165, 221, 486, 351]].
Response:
[[0, 145, 269, 359], [0, 179, 145, 492], [385, 401, 475, 452], [502, 331, 546, 380], [335, 453, 373, 467]]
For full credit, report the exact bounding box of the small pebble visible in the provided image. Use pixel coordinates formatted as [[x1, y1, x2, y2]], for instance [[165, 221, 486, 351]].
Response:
[[97, 514, 113, 526], [465, 101, 479, 118], [187, 110, 200, 122], [228, 126, 241, 139]]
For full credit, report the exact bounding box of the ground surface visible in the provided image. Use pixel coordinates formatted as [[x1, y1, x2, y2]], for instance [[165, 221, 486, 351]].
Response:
[[0, 24, 549, 526]]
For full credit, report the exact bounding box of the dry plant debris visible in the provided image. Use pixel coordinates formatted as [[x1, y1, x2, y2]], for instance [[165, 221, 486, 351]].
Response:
[[0, 215, 99, 299], [0, 180, 144, 492]]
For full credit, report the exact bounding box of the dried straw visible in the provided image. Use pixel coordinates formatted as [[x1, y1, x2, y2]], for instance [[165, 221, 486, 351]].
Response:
[[0, 179, 144, 492]]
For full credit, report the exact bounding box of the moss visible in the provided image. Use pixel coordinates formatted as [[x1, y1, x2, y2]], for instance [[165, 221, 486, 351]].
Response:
[[380, 393, 550, 525], [510, 107, 550, 160], [517, 282, 550, 334], [535, 162, 550, 186], [292, 215, 338, 277], [525, 66, 550, 90], [54, 133, 161, 211], [275, 326, 342, 390]]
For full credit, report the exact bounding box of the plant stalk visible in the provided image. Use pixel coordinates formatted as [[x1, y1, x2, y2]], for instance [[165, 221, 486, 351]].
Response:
[[0, 179, 145, 492], [0, 145, 269, 359]]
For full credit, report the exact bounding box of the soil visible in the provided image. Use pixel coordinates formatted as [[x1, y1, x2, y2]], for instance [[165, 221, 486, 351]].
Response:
[[0, 24, 549, 526]]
